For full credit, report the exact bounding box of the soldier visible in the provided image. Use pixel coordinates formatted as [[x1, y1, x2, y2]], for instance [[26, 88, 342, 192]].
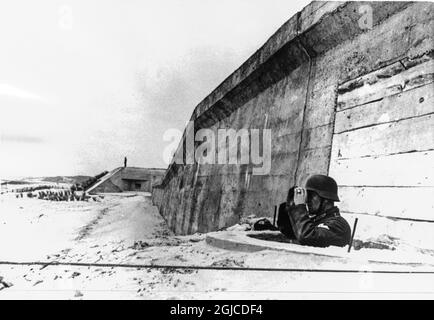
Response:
[[278, 174, 351, 248]]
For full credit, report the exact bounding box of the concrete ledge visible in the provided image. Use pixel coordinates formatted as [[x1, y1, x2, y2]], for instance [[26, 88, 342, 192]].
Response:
[[158, 1, 413, 188], [206, 231, 434, 266], [191, 1, 411, 125]]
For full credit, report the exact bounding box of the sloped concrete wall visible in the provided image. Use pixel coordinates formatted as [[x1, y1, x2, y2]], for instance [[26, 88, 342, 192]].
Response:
[[91, 167, 166, 193], [90, 169, 126, 193], [153, 1, 434, 235]]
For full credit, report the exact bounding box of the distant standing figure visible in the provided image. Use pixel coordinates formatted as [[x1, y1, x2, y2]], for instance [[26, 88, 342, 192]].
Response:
[[124, 157, 127, 168]]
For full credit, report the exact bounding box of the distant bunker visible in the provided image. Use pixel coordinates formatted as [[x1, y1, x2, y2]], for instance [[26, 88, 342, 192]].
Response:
[[153, 1, 434, 235], [88, 167, 166, 194]]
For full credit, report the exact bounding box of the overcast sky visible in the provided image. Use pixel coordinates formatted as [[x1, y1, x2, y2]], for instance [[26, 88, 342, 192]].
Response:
[[0, 0, 309, 179]]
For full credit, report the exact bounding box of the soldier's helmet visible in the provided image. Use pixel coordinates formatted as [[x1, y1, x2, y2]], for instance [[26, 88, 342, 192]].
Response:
[[304, 174, 340, 202]]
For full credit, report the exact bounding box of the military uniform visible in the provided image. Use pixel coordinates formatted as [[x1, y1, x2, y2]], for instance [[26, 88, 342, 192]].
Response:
[[278, 202, 351, 247], [277, 175, 352, 248], [289, 204, 351, 247]]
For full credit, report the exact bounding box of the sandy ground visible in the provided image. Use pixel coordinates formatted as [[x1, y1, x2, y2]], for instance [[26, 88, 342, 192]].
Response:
[[1, 192, 434, 299]]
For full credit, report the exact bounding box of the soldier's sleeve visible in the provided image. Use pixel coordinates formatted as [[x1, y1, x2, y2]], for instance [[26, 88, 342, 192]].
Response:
[[288, 204, 349, 248], [277, 202, 296, 239]]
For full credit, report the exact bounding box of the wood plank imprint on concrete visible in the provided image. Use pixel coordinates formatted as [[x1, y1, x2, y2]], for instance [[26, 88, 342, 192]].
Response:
[[335, 83, 434, 134], [331, 114, 434, 159], [337, 59, 434, 111], [330, 56, 434, 221], [329, 150, 434, 187], [339, 186, 434, 221]]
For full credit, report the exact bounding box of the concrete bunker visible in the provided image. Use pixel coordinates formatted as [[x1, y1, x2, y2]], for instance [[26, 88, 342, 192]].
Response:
[[152, 1, 434, 241], [88, 167, 166, 194]]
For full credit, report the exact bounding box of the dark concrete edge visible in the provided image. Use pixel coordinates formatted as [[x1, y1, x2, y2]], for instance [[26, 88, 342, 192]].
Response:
[[206, 231, 348, 258], [205, 230, 434, 266], [157, 1, 414, 188]]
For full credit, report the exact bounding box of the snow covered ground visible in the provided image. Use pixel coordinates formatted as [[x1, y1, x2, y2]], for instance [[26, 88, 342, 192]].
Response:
[[0, 191, 433, 299]]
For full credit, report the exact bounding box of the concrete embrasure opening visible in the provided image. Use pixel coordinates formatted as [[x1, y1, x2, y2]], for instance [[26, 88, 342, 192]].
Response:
[[206, 230, 434, 266], [247, 232, 297, 244], [247, 232, 397, 251]]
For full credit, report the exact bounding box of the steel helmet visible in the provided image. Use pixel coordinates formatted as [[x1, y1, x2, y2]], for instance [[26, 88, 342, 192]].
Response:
[[304, 174, 340, 202]]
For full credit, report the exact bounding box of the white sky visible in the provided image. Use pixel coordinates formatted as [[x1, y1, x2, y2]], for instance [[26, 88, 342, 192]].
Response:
[[0, 0, 309, 178]]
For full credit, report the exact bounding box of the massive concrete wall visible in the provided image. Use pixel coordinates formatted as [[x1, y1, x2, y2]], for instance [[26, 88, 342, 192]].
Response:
[[153, 1, 434, 235]]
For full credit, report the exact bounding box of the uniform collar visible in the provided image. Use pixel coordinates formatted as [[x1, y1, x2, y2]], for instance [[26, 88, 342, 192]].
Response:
[[310, 206, 340, 222]]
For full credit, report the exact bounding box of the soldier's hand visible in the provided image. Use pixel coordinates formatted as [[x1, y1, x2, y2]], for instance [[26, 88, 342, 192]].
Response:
[[294, 187, 307, 205]]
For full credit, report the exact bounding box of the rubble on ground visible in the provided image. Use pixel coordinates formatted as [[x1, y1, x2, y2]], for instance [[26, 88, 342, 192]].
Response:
[[225, 215, 276, 232], [352, 234, 400, 251], [0, 276, 13, 291], [226, 223, 251, 232]]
